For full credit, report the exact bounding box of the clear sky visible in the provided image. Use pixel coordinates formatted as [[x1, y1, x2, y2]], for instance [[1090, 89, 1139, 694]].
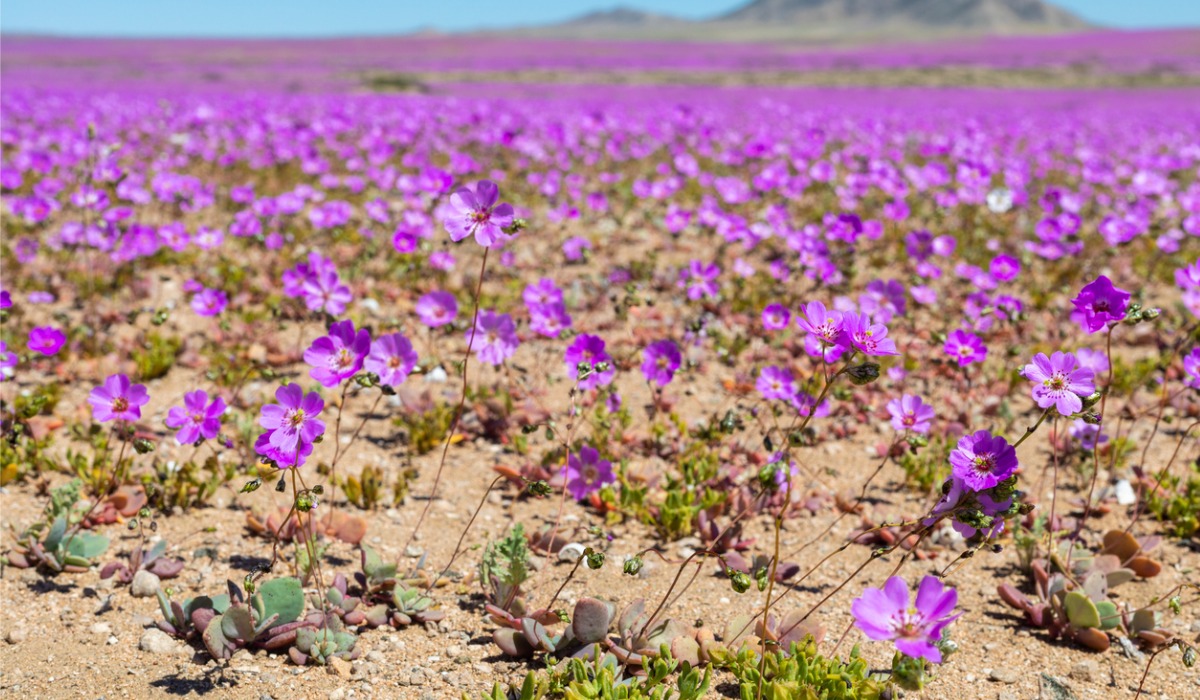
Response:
[[2, 1, 1197, 37]]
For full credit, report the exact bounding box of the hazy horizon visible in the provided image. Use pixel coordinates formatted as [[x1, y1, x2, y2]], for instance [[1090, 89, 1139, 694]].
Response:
[[2, 0, 1198, 39]]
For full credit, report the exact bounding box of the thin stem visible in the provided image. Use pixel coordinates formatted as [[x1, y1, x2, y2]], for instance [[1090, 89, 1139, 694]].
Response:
[[404, 247, 490, 557], [1071, 324, 1115, 569], [426, 474, 506, 594]]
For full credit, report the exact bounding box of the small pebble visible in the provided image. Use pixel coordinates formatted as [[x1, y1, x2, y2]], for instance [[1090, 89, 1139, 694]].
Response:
[[130, 570, 161, 598], [989, 669, 1019, 684], [1069, 660, 1096, 683], [557, 543, 586, 562], [138, 629, 179, 654], [5, 628, 26, 645]]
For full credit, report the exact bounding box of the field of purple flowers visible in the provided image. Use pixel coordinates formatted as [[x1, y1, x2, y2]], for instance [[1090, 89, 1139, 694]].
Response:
[[1, 35, 1199, 700]]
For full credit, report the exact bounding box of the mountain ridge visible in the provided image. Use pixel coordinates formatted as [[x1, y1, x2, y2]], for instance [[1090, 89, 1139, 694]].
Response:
[[488, 0, 1095, 42]]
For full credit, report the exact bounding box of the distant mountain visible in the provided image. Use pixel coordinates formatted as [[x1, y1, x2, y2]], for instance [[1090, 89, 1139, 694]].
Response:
[[556, 7, 685, 28], [489, 0, 1094, 42], [719, 0, 1090, 32]]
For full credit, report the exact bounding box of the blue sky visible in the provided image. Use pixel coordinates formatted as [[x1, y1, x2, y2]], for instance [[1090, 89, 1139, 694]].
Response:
[[2, 1, 1197, 37]]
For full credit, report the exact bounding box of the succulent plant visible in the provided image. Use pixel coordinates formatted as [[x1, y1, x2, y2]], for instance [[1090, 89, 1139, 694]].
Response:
[[100, 538, 185, 583], [8, 515, 109, 574], [997, 530, 1162, 652], [289, 614, 359, 665], [721, 610, 825, 658], [607, 598, 692, 668], [200, 577, 308, 660], [156, 588, 231, 639]]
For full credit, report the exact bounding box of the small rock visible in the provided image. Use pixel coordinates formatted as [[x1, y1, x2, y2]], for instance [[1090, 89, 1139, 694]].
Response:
[[1069, 661, 1096, 683], [5, 628, 26, 645], [557, 543, 586, 562], [404, 545, 424, 558], [445, 644, 464, 659], [989, 669, 1019, 684], [130, 570, 161, 598], [327, 656, 352, 679], [1114, 480, 1136, 505], [139, 629, 179, 654], [328, 688, 347, 700], [365, 650, 385, 663], [999, 693, 1019, 700], [91, 622, 113, 636]]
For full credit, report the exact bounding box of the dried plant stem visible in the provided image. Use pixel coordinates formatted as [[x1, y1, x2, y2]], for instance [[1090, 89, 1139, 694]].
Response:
[[426, 474, 505, 594], [404, 247, 490, 557]]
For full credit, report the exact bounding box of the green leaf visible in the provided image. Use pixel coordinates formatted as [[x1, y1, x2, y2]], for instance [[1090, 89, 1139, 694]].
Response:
[[44, 515, 67, 551], [253, 578, 304, 626], [1064, 591, 1101, 629], [222, 605, 257, 641], [1094, 600, 1120, 631], [66, 533, 109, 560], [202, 613, 233, 659]]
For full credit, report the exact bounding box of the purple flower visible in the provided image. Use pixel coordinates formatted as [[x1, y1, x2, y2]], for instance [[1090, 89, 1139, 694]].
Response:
[[165, 390, 226, 445], [989, 255, 1021, 282], [761, 304, 791, 331], [924, 474, 1011, 540], [564, 334, 615, 391], [1071, 275, 1130, 333], [851, 575, 960, 663], [840, 311, 899, 357], [304, 320, 371, 387], [468, 310, 519, 366], [1183, 347, 1200, 390], [529, 302, 572, 338], [887, 394, 935, 434], [258, 384, 325, 462], [416, 291, 458, 328], [565, 445, 614, 500], [944, 329, 987, 366], [1070, 418, 1108, 450], [191, 287, 228, 317], [523, 279, 563, 308], [255, 431, 314, 469], [795, 301, 845, 349], [302, 267, 352, 317], [365, 332, 418, 388], [642, 340, 681, 387], [757, 366, 798, 403], [428, 250, 456, 271], [1022, 352, 1095, 415], [562, 236, 591, 262], [679, 260, 720, 301], [88, 374, 149, 423], [28, 326, 66, 356], [444, 180, 514, 247], [950, 430, 1018, 492], [1076, 347, 1109, 375]]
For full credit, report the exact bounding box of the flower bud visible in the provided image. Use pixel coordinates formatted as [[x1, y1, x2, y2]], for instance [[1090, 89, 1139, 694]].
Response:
[[623, 556, 644, 576], [584, 548, 605, 570], [844, 362, 881, 386], [1080, 410, 1102, 425], [241, 478, 263, 493], [526, 480, 552, 497], [728, 569, 751, 594], [133, 438, 156, 454]]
